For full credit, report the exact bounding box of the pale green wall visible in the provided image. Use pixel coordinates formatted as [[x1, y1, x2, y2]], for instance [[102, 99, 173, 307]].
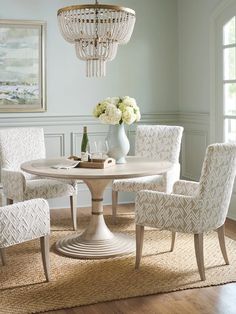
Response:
[[178, 0, 222, 113], [0, 0, 178, 118]]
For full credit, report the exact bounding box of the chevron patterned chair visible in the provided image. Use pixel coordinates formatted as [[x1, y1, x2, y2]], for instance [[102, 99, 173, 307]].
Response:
[[135, 143, 236, 281], [0, 197, 50, 282], [112, 125, 184, 222], [0, 127, 78, 230]]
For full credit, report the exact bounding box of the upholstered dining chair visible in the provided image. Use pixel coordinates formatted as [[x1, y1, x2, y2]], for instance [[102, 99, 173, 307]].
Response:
[[135, 143, 236, 281], [0, 128, 78, 230], [112, 125, 184, 222], [0, 198, 50, 281]]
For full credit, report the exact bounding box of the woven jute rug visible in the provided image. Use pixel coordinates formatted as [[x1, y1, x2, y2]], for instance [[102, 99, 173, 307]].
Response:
[[1, 213, 236, 314]]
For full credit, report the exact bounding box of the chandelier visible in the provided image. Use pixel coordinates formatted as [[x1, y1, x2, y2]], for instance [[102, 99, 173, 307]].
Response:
[[57, 1, 136, 77]]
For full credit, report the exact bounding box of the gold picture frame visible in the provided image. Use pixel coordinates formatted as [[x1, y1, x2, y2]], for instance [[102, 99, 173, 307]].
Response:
[[0, 20, 46, 112]]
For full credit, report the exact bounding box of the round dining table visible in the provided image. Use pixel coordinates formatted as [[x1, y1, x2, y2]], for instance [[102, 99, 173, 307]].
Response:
[[21, 157, 172, 259]]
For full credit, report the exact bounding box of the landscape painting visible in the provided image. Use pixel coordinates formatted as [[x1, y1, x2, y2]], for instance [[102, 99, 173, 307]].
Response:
[[0, 20, 45, 112]]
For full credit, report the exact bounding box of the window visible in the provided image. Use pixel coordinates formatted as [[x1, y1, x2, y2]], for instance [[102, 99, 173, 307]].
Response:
[[212, 0, 236, 219], [222, 16, 236, 142]]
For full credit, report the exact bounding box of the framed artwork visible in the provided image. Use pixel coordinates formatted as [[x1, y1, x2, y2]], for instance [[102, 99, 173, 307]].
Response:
[[0, 20, 46, 112]]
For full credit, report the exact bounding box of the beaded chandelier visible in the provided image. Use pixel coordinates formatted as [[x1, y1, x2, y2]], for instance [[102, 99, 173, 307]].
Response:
[[57, 1, 136, 77]]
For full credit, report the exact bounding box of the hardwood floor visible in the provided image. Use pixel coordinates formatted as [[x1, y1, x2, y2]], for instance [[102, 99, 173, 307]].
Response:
[[46, 204, 236, 314]]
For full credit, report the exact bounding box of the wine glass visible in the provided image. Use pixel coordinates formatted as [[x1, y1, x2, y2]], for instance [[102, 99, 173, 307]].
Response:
[[97, 140, 109, 159], [90, 141, 98, 161]]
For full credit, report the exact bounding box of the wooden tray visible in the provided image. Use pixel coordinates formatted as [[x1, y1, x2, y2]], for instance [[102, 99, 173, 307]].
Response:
[[80, 158, 115, 169], [68, 156, 116, 169]]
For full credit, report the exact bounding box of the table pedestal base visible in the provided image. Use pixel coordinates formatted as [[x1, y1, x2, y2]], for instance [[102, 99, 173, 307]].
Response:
[[56, 178, 135, 259], [56, 233, 135, 259]]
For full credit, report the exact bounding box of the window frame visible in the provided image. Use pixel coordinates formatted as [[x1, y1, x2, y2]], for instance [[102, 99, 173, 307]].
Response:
[[212, 1, 236, 143]]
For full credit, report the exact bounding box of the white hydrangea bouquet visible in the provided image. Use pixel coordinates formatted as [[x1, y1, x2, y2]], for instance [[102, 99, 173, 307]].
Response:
[[93, 96, 141, 125]]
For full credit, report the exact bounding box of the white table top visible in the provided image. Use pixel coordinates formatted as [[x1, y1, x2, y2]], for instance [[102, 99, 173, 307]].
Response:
[[21, 156, 173, 180]]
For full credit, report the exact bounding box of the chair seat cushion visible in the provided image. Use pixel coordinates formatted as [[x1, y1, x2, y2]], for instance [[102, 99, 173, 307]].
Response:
[[112, 175, 164, 192], [24, 179, 75, 200]]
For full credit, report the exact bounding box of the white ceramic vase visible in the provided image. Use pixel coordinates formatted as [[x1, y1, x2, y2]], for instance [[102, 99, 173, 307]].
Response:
[[106, 123, 130, 164]]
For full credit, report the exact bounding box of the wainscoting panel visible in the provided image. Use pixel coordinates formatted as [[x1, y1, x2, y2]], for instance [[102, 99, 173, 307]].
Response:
[[0, 114, 174, 209], [45, 133, 65, 157], [228, 194, 236, 220], [179, 112, 209, 181], [1, 112, 235, 221], [127, 130, 136, 155], [71, 131, 108, 156], [181, 130, 208, 180]]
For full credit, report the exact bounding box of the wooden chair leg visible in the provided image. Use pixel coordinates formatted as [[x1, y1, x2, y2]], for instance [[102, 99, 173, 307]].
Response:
[[40, 235, 50, 282], [70, 194, 77, 231], [170, 231, 176, 252], [217, 224, 229, 265], [194, 233, 205, 281], [0, 248, 6, 266], [112, 190, 118, 224], [6, 198, 13, 205], [135, 225, 144, 269]]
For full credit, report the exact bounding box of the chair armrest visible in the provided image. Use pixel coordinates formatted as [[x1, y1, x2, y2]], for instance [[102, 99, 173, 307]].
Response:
[[0, 198, 50, 248], [1, 168, 26, 201], [173, 180, 199, 196], [135, 190, 201, 233]]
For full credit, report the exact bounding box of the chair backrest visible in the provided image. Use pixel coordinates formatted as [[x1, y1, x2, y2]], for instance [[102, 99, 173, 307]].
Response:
[[198, 143, 236, 228], [135, 125, 183, 163], [0, 128, 46, 172]]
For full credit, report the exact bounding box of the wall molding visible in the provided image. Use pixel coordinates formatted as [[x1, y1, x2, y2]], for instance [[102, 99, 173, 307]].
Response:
[[178, 112, 209, 127], [228, 193, 236, 220], [71, 131, 108, 156], [1, 111, 212, 128], [0, 112, 179, 127], [2, 110, 235, 220], [0, 115, 99, 127], [45, 133, 65, 156], [181, 130, 208, 180]]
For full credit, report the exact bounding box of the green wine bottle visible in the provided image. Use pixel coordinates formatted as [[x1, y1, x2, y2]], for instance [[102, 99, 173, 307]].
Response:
[[81, 126, 89, 161]]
